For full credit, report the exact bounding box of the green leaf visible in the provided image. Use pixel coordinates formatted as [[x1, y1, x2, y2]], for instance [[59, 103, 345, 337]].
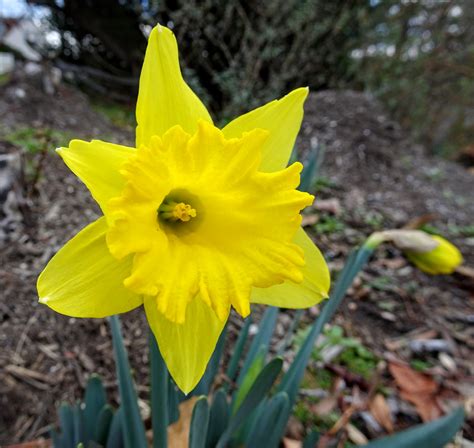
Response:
[[167, 378, 181, 425], [303, 430, 320, 448], [150, 331, 168, 448], [189, 397, 210, 448], [83, 375, 107, 443], [94, 405, 114, 446], [232, 345, 266, 413], [216, 358, 283, 448], [109, 315, 147, 448], [72, 404, 84, 447], [193, 326, 227, 396], [58, 403, 74, 448], [50, 427, 61, 448], [106, 407, 125, 448], [299, 141, 325, 193], [205, 389, 230, 448], [225, 317, 252, 386], [237, 307, 278, 386], [246, 392, 290, 448], [362, 407, 464, 448]]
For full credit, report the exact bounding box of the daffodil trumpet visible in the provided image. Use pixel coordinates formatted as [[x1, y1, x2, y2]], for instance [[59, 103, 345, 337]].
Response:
[[37, 24, 330, 393]]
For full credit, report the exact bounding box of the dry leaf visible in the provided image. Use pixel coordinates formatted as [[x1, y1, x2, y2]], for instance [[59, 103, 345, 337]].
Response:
[[302, 214, 319, 227], [5, 441, 51, 448], [346, 423, 369, 445], [369, 394, 393, 433], [313, 198, 341, 215], [399, 390, 441, 422], [283, 438, 303, 448], [389, 362, 442, 422], [311, 396, 338, 416], [167, 397, 199, 448]]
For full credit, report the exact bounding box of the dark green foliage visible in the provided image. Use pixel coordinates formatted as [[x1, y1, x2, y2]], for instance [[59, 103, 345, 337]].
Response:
[[246, 392, 290, 448], [363, 407, 464, 448], [205, 389, 230, 448], [109, 315, 147, 448], [216, 358, 283, 448], [52, 378, 123, 448], [189, 397, 211, 448], [150, 333, 169, 448]]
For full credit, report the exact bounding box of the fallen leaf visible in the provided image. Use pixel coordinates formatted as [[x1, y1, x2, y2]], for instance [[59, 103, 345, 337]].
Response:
[[369, 394, 393, 433], [5, 442, 51, 448], [389, 362, 442, 422], [167, 396, 199, 448], [283, 438, 302, 448], [389, 362, 437, 395], [302, 214, 319, 227], [399, 390, 441, 422], [311, 396, 338, 416], [313, 198, 341, 215], [346, 423, 369, 445]]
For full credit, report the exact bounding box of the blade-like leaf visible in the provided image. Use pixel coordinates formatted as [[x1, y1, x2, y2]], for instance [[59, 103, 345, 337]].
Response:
[[189, 397, 210, 448], [225, 317, 252, 386], [362, 407, 464, 448], [303, 430, 320, 448], [205, 389, 230, 448], [94, 405, 114, 446], [246, 392, 290, 448], [50, 427, 61, 448], [299, 140, 325, 193], [193, 326, 227, 396], [167, 378, 181, 425], [232, 345, 266, 413], [72, 403, 84, 447], [106, 407, 125, 448], [237, 307, 278, 386], [109, 315, 147, 448], [150, 332, 168, 448], [83, 375, 107, 443], [216, 358, 283, 448], [58, 403, 74, 448]]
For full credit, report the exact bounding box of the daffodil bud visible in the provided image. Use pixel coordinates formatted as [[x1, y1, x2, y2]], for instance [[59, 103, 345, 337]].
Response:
[[404, 234, 463, 275], [368, 229, 463, 275]]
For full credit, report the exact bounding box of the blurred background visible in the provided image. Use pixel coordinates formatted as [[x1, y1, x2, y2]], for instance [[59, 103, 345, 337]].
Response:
[[2, 0, 474, 156], [1, 0, 473, 446]]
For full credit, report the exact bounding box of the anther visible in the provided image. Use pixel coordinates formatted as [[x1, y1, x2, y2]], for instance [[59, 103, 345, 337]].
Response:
[[159, 201, 197, 223]]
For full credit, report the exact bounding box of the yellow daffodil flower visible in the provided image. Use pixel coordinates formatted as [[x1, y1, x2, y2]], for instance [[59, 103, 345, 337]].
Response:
[[37, 24, 330, 393]]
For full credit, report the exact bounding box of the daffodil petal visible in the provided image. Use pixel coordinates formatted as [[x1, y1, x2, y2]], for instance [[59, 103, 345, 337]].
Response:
[[58, 140, 135, 215], [145, 294, 227, 394], [136, 25, 212, 147], [38, 217, 142, 317], [251, 227, 330, 308], [222, 87, 308, 173]]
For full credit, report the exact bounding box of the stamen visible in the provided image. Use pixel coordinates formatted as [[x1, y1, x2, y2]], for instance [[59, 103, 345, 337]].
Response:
[[159, 201, 197, 222]]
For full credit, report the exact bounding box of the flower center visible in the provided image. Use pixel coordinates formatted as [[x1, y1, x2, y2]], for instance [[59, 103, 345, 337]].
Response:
[[159, 200, 197, 222]]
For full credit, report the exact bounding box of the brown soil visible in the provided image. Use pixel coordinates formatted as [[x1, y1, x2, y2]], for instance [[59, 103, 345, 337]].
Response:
[[0, 73, 473, 444]]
